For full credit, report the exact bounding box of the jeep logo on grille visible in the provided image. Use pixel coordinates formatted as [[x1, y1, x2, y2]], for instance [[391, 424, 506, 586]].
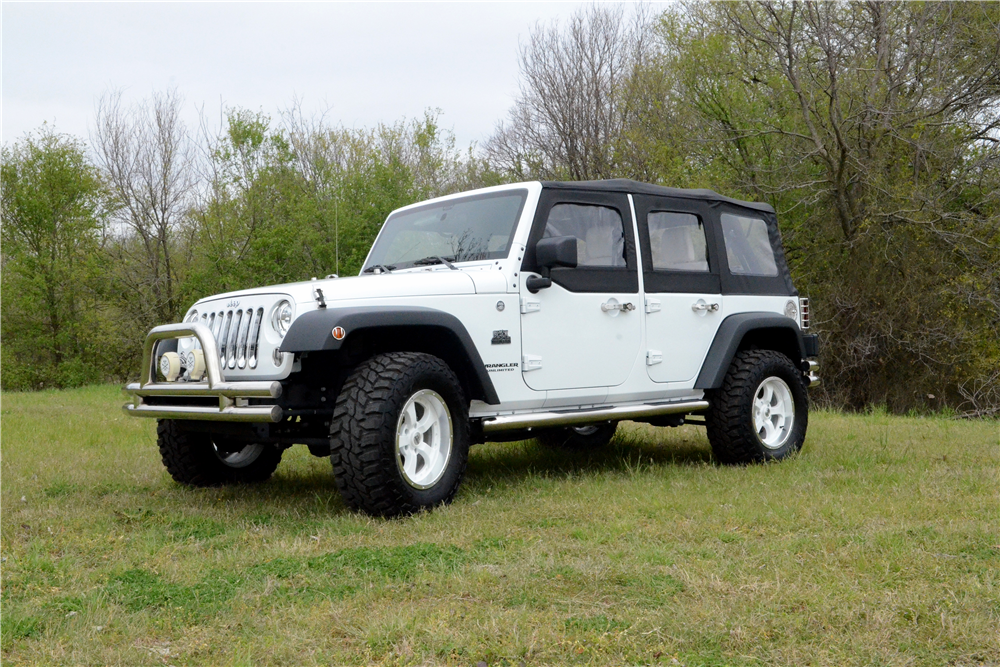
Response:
[[226, 299, 240, 308]]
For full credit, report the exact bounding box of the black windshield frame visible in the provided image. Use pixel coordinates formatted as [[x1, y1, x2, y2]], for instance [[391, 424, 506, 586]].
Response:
[[363, 189, 529, 271]]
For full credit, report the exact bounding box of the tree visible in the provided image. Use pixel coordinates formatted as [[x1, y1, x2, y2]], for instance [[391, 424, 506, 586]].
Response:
[[660, 1, 1000, 411], [1, 127, 107, 389], [92, 89, 196, 330], [486, 4, 657, 180]]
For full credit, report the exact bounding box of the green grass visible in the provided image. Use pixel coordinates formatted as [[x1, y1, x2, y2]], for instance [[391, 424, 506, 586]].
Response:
[[2, 385, 998, 666]]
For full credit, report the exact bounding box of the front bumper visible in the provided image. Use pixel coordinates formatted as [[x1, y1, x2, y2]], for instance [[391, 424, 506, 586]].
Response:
[[123, 323, 284, 423]]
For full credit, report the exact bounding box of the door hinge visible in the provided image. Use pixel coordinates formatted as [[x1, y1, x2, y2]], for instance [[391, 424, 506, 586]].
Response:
[[646, 350, 663, 366], [521, 354, 543, 371], [645, 298, 661, 314], [520, 297, 541, 314]]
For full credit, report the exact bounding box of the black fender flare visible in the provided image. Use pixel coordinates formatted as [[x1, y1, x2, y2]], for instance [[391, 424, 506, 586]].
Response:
[[695, 312, 806, 389], [280, 306, 500, 405]]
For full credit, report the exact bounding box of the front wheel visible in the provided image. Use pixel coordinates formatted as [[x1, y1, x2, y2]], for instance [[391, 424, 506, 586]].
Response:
[[705, 349, 808, 464], [329, 352, 470, 517], [156, 420, 283, 486]]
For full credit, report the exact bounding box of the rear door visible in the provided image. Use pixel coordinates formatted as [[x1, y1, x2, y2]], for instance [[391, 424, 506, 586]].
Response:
[[633, 194, 725, 383], [519, 189, 641, 391]]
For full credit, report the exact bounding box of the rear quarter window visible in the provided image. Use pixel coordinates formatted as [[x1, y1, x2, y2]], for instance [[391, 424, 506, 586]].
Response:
[[648, 211, 709, 272], [720, 213, 778, 277]]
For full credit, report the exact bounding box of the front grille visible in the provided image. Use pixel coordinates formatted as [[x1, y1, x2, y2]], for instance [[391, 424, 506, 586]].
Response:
[[201, 307, 265, 369]]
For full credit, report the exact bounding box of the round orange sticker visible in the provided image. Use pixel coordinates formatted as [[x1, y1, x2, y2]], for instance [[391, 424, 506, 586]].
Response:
[[332, 326, 346, 340]]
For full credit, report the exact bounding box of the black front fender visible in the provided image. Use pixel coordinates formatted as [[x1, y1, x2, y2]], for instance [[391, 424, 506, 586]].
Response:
[[280, 306, 500, 405]]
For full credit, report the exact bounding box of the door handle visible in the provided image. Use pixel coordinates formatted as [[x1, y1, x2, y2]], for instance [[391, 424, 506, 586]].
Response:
[[691, 301, 720, 312], [602, 301, 635, 313]]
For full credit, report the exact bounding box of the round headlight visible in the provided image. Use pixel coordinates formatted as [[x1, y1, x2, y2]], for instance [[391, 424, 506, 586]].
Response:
[[271, 300, 293, 337], [186, 309, 199, 323], [784, 300, 798, 321]]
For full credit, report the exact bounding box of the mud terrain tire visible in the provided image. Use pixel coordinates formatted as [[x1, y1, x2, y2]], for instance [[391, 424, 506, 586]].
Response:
[[329, 352, 470, 517]]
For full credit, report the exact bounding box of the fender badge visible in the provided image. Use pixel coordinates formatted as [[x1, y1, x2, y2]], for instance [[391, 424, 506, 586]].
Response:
[[332, 326, 346, 340], [491, 330, 511, 345]]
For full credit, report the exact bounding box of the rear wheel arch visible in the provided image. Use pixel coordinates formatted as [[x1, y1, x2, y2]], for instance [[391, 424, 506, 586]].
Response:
[[737, 326, 801, 365], [695, 313, 806, 389]]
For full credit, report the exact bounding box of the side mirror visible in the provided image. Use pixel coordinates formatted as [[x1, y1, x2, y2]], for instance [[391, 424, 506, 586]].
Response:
[[536, 236, 578, 270], [527, 236, 578, 293]]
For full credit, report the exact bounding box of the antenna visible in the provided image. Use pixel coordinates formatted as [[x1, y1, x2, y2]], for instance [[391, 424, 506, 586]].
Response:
[[335, 191, 339, 276]]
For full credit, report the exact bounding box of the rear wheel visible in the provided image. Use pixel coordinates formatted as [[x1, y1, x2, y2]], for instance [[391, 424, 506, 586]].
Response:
[[705, 349, 808, 464], [537, 421, 618, 451], [329, 352, 470, 517], [156, 420, 283, 486]]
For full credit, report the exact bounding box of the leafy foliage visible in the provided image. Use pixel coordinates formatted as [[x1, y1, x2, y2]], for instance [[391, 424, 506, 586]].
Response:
[[2, 2, 997, 414], [1, 128, 108, 389], [487, 2, 1000, 414]]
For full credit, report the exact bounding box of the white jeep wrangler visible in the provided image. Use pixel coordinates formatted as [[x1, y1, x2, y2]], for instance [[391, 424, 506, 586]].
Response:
[[124, 180, 820, 517]]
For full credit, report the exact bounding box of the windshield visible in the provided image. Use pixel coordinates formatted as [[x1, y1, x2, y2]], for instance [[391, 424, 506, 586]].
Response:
[[363, 190, 528, 271]]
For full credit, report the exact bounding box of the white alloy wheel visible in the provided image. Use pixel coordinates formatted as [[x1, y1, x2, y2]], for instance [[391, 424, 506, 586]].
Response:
[[213, 442, 266, 468], [752, 376, 795, 449], [395, 389, 453, 489]]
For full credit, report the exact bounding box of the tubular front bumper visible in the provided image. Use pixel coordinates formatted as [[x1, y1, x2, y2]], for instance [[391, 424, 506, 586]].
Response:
[[123, 323, 284, 423]]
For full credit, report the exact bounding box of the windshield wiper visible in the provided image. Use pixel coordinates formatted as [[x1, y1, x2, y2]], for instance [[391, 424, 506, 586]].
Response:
[[362, 264, 396, 274], [412, 256, 458, 270]]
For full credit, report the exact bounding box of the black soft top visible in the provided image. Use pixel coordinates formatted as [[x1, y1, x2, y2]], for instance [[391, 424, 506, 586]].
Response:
[[538, 178, 795, 296], [541, 179, 774, 214]]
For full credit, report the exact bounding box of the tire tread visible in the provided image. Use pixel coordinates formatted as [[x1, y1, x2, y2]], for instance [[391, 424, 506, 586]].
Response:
[[329, 352, 468, 517], [157, 419, 281, 486], [705, 349, 807, 464]]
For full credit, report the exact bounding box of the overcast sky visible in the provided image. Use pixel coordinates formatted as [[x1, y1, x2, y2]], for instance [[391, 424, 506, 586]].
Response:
[[2, 2, 605, 150]]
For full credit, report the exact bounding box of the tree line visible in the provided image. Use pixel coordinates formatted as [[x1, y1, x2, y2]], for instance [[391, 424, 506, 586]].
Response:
[[3, 2, 998, 416]]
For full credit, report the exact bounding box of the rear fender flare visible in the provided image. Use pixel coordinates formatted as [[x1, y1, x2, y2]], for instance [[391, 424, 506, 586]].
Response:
[[695, 313, 805, 389]]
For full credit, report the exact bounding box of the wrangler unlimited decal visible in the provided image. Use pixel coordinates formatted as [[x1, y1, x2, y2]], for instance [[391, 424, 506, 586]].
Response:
[[485, 362, 519, 372]]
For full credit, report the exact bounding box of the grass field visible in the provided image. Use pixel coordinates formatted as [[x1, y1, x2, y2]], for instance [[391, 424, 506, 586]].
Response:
[[1, 385, 998, 666]]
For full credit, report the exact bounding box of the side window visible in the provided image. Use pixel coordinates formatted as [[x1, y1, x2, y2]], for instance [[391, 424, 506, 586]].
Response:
[[648, 212, 709, 272], [543, 204, 626, 268], [720, 213, 778, 276]]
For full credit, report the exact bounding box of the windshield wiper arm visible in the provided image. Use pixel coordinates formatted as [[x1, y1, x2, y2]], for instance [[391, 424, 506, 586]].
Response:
[[412, 256, 457, 270], [362, 264, 396, 274]]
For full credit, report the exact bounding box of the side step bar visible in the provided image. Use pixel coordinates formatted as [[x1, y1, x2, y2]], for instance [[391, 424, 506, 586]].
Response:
[[480, 399, 709, 433]]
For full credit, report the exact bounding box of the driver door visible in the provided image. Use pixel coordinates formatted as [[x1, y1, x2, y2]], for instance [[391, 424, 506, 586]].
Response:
[[519, 190, 642, 392]]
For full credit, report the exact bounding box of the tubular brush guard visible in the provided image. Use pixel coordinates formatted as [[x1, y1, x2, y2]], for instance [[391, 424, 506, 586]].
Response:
[[123, 322, 283, 423]]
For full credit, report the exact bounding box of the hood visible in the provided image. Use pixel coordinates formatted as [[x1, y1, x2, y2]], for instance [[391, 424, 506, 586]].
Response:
[[193, 268, 480, 309]]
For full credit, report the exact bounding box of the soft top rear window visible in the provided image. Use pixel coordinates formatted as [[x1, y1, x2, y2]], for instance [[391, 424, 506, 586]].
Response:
[[720, 213, 778, 277]]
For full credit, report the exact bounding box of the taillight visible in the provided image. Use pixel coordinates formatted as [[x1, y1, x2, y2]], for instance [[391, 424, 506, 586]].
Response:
[[799, 297, 810, 330]]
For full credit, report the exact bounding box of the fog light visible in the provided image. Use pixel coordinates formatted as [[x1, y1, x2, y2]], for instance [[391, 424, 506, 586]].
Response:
[[185, 349, 206, 381], [273, 348, 284, 367], [159, 352, 182, 381]]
